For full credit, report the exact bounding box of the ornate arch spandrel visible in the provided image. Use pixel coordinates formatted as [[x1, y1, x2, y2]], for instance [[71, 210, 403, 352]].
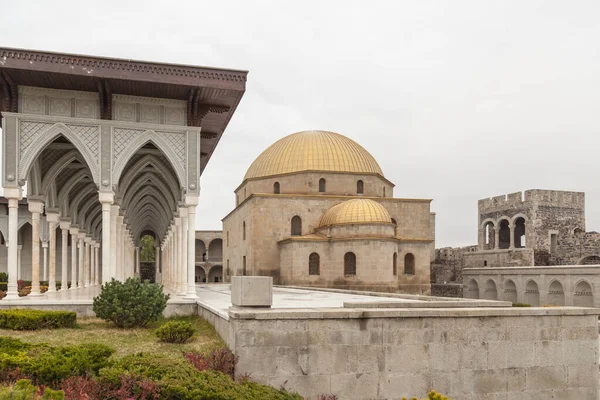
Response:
[[18, 122, 100, 184], [111, 128, 186, 188]]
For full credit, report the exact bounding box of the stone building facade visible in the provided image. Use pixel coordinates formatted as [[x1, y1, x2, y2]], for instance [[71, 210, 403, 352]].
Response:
[[433, 189, 600, 297], [223, 130, 435, 294], [194, 230, 223, 283]]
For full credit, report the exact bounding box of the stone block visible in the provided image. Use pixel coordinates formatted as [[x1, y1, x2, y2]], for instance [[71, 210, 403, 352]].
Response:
[[567, 365, 597, 388], [525, 366, 566, 390], [330, 372, 379, 400], [563, 340, 598, 366], [231, 276, 272, 307]]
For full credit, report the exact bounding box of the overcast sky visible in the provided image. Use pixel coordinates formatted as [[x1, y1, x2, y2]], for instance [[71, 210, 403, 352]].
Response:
[[2, 1, 600, 247]]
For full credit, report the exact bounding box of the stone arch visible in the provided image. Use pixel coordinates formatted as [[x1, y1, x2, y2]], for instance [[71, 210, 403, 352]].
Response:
[[503, 279, 517, 303], [112, 131, 185, 187], [498, 218, 510, 249], [273, 182, 280, 194], [513, 217, 526, 248], [393, 252, 397, 276], [208, 238, 223, 261], [548, 280, 565, 306], [122, 173, 177, 213], [56, 170, 93, 216], [483, 278, 498, 300], [196, 265, 206, 282], [319, 178, 326, 193], [465, 279, 479, 299], [573, 279, 594, 307], [27, 159, 43, 196], [196, 239, 206, 262], [69, 184, 97, 225], [481, 218, 496, 249], [357, 180, 364, 194], [291, 216, 302, 236], [19, 123, 100, 184], [40, 150, 84, 195], [579, 255, 600, 265], [208, 265, 223, 282], [125, 187, 174, 223], [524, 279, 540, 306], [116, 154, 180, 204]]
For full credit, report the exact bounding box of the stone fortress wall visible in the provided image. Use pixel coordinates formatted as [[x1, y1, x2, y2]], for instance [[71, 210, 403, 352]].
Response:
[[433, 189, 600, 298]]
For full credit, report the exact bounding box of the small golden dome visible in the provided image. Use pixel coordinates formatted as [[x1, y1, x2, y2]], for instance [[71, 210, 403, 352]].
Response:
[[244, 130, 383, 180], [319, 199, 392, 227]]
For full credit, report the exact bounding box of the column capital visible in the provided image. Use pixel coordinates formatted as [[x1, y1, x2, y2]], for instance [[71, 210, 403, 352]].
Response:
[[185, 195, 199, 207], [46, 211, 60, 223], [98, 191, 115, 204], [77, 232, 86, 240], [27, 197, 45, 213], [84, 237, 92, 244], [179, 206, 188, 218], [111, 205, 120, 214], [69, 226, 80, 235], [3, 187, 23, 200], [41, 241, 49, 248], [59, 220, 71, 230]]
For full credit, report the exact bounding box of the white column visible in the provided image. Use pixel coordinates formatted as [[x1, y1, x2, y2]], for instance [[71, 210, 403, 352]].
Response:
[[135, 247, 140, 277], [178, 208, 188, 295], [47, 212, 59, 293], [29, 200, 44, 296], [84, 237, 91, 287], [174, 217, 181, 294], [90, 240, 95, 285], [5, 191, 22, 300], [185, 197, 199, 299], [78, 233, 85, 288], [110, 205, 119, 281], [94, 243, 100, 285], [16, 245, 22, 281], [59, 220, 70, 291], [155, 245, 160, 283], [69, 227, 79, 289], [99, 192, 113, 283], [42, 242, 48, 283], [115, 214, 122, 280]]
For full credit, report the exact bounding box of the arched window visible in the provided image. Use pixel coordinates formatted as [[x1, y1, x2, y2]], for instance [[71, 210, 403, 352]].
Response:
[[274, 182, 280, 194], [243, 221, 246, 240], [291, 216, 302, 236], [404, 253, 415, 275], [383, 187, 386, 197], [357, 180, 364, 194], [344, 252, 356, 276], [393, 252, 397, 276], [484, 260, 488, 266], [309, 253, 320, 275], [319, 178, 326, 193]]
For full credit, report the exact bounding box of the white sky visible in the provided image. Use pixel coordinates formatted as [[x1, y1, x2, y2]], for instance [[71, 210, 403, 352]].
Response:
[[2, 0, 600, 247]]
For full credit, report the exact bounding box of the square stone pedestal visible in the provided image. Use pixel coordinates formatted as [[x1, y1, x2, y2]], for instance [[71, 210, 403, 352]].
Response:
[[231, 276, 272, 307]]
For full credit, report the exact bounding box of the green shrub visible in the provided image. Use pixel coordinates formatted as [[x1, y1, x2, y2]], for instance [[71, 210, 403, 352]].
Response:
[[0, 379, 64, 400], [0, 309, 76, 331], [0, 272, 8, 282], [0, 338, 114, 386], [93, 278, 169, 328], [156, 320, 195, 344], [0, 283, 6, 292], [512, 302, 531, 307]]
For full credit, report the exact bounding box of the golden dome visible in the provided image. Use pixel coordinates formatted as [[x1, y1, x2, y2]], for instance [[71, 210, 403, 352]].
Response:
[[244, 130, 383, 180], [319, 199, 392, 227]]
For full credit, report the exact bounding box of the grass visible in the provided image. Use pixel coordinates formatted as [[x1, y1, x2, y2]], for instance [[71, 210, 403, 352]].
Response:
[[0, 315, 225, 360]]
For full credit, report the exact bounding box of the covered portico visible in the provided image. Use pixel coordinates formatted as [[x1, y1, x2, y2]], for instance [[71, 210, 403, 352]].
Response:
[[0, 47, 246, 300]]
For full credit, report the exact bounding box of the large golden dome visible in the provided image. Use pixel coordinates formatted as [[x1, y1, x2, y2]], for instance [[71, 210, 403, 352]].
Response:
[[244, 130, 383, 180], [319, 199, 392, 227]]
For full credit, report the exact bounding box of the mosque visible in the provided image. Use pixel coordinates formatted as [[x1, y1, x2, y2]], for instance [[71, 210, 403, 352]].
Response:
[[222, 130, 435, 294]]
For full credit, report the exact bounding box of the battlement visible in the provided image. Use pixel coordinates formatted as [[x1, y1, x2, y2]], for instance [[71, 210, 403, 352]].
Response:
[[479, 190, 585, 213]]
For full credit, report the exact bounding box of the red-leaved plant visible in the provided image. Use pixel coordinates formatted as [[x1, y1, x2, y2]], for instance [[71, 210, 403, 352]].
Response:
[[0, 367, 26, 384], [184, 348, 238, 379], [60, 373, 160, 400]]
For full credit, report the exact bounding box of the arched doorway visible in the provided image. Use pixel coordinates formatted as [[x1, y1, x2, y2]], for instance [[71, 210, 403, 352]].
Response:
[[208, 265, 223, 282], [195, 266, 206, 283], [196, 240, 206, 262], [208, 238, 223, 262]]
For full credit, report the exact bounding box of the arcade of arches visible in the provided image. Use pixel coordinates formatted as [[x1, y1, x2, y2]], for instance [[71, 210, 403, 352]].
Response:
[[0, 47, 246, 299]]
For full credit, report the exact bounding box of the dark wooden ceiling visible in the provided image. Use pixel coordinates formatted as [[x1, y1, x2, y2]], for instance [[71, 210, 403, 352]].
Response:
[[0, 47, 248, 170]]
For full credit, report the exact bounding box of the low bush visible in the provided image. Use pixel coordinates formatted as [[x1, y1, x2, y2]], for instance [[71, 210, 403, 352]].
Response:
[[0, 379, 64, 400], [0, 309, 76, 330], [184, 348, 238, 379], [155, 320, 195, 344], [0, 338, 114, 386], [0, 272, 8, 282], [401, 391, 450, 400], [0, 282, 6, 292], [512, 302, 531, 307], [61, 373, 161, 400], [93, 278, 169, 328]]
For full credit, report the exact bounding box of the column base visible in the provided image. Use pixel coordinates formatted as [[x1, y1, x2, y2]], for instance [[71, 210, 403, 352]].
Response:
[[28, 291, 45, 297], [184, 286, 198, 299], [3, 292, 21, 300]]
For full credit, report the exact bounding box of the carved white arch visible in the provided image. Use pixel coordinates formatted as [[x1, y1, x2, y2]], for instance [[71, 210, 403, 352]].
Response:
[[19, 123, 100, 184], [126, 188, 173, 222], [112, 131, 185, 188], [524, 279, 539, 291], [85, 207, 102, 233], [78, 196, 100, 228], [27, 159, 43, 196], [130, 205, 169, 236], [130, 202, 170, 231], [46, 182, 58, 209], [574, 278, 593, 293], [503, 278, 517, 291], [69, 184, 97, 224], [548, 279, 565, 293], [57, 171, 94, 216], [41, 150, 85, 194], [117, 154, 180, 200], [123, 173, 176, 212]]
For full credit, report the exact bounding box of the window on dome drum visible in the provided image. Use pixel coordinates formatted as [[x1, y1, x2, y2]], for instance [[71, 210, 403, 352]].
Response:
[[383, 187, 386, 197], [243, 221, 246, 240], [357, 180, 364, 194], [393, 252, 397, 276], [243, 256, 246, 276], [319, 178, 326, 193], [226, 231, 229, 246], [291, 216, 302, 236], [274, 182, 280, 194], [309, 253, 320, 275], [344, 252, 356, 276], [404, 253, 415, 275]]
